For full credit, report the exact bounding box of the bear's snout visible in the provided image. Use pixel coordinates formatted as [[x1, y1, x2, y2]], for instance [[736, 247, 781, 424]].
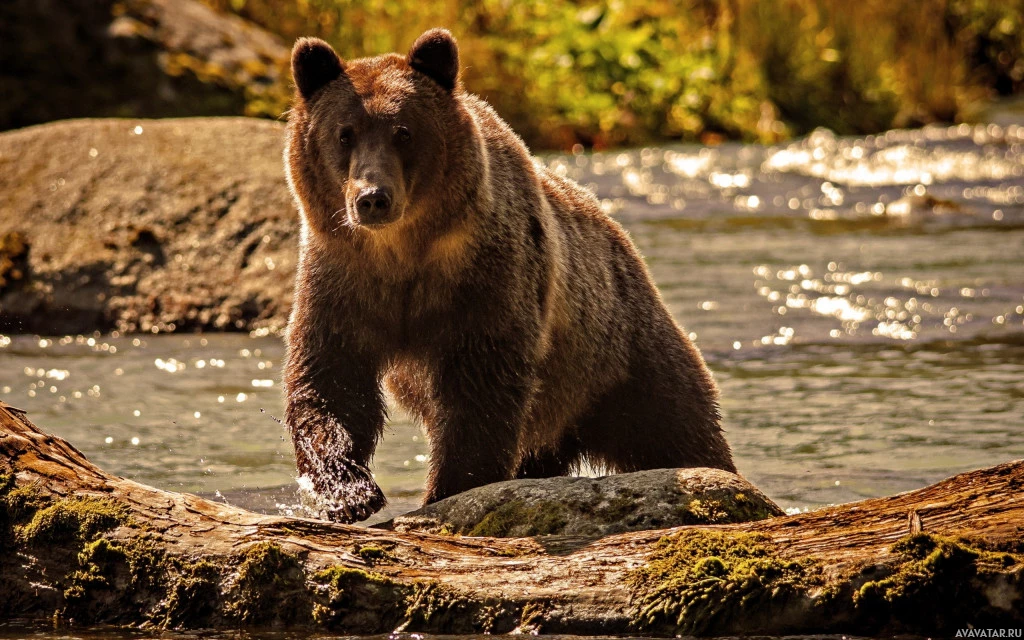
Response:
[[352, 186, 396, 226]]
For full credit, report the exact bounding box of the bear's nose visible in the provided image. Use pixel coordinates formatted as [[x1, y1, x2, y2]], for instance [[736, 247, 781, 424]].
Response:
[[355, 187, 393, 221]]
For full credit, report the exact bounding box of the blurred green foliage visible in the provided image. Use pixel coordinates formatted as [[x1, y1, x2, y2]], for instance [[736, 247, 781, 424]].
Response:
[[204, 0, 1024, 149]]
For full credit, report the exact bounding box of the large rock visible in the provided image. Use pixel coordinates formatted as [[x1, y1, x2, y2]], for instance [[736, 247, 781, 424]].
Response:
[[0, 117, 297, 334], [379, 468, 784, 537]]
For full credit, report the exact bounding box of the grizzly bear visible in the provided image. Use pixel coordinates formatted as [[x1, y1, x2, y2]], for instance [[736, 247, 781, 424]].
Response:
[[283, 28, 736, 522]]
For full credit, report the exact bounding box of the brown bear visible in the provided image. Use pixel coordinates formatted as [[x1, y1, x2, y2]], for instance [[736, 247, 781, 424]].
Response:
[[283, 28, 736, 522]]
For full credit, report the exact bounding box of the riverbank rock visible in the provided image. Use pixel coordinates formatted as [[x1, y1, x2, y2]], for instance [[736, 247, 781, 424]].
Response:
[[0, 117, 297, 335], [0, 0, 290, 132], [378, 468, 784, 537]]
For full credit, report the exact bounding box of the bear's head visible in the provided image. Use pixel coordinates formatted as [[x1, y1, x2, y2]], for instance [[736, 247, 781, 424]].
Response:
[[286, 29, 480, 237]]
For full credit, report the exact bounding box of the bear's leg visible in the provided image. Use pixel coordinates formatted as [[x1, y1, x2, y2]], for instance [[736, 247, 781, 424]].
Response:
[[515, 434, 582, 479], [576, 350, 736, 474], [422, 339, 536, 504], [284, 335, 388, 522]]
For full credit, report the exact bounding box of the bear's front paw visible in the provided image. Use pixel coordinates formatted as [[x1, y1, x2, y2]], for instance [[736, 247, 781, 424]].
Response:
[[297, 458, 387, 524]]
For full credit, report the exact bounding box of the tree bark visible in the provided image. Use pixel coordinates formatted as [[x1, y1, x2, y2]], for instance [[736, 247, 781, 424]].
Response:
[[1, 400, 1022, 635]]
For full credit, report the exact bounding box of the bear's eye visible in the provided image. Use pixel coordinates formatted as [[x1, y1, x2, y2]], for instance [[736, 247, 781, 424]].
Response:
[[395, 126, 411, 144], [339, 127, 354, 147]]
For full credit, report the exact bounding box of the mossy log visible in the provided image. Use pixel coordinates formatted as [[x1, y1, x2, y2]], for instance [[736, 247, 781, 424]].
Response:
[[1, 400, 1022, 635]]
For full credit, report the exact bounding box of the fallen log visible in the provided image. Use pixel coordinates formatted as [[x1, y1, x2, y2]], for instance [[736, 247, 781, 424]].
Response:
[[1, 400, 1022, 635]]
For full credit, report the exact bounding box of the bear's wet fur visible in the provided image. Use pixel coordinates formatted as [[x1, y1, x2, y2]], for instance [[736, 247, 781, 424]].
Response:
[[283, 29, 736, 522]]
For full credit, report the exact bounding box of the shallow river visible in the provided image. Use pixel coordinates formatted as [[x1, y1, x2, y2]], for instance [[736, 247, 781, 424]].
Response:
[[2, 123, 1023, 522]]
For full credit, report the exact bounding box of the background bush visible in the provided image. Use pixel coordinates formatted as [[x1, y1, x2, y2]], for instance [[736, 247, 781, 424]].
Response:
[[200, 0, 1024, 149]]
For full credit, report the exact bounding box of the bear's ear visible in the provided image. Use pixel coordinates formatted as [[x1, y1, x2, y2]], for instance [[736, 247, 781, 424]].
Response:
[[407, 28, 459, 92], [292, 37, 344, 100]]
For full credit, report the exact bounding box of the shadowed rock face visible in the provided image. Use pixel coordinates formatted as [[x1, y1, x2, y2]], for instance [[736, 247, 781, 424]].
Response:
[[0, 118, 297, 335], [378, 468, 784, 537], [0, 0, 290, 132]]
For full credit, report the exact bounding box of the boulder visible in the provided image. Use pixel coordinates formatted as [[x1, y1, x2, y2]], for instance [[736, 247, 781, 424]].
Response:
[[0, 117, 297, 334], [380, 468, 784, 537]]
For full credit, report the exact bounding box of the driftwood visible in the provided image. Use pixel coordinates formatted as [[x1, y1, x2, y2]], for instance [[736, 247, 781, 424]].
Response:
[[1, 400, 1022, 635]]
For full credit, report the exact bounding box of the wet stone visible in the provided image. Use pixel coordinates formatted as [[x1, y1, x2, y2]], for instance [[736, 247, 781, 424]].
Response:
[[377, 467, 783, 537]]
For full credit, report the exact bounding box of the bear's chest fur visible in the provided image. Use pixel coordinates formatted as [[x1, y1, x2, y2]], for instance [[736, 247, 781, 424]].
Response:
[[304, 223, 508, 353]]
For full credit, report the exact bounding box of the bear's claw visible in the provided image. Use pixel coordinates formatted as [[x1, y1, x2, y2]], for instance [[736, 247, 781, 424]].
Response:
[[297, 458, 387, 524]]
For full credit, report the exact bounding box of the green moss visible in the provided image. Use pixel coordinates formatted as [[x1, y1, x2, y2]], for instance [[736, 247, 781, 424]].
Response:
[[314, 565, 398, 591], [631, 531, 1024, 636], [680, 499, 730, 524], [55, 532, 225, 629], [63, 557, 109, 603], [671, 494, 781, 525], [597, 493, 639, 522], [0, 473, 12, 495], [354, 544, 391, 564], [960, 533, 1024, 556], [730, 492, 777, 520], [0, 473, 17, 547], [159, 559, 221, 628], [468, 499, 568, 537], [62, 535, 168, 623], [405, 581, 516, 633], [311, 569, 511, 633], [628, 530, 823, 635], [64, 538, 128, 602], [310, 565, 408, 632], [21, 496, 129, 544], [492, 544, 529, 558], [0, 475, 48, 546], [3, 486, 47, 521], [225, 541, 310, 625], [403, 581, 496, 633], [854, 533, 1023, 632], [517, 601, 548, 634]]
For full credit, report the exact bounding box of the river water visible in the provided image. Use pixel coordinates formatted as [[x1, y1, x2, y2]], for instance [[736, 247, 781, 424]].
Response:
[[1, 123, 1022, 522]]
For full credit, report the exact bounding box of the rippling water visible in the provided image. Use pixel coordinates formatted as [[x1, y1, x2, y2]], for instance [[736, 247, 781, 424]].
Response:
[[1, 122, 1022, 521]]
